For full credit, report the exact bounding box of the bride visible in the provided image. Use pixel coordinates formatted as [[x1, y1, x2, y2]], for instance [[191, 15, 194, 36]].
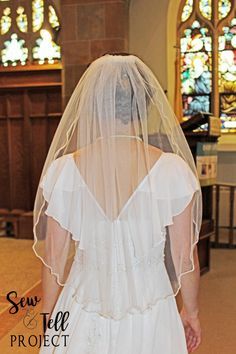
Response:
[[33, 53, 202, 353]]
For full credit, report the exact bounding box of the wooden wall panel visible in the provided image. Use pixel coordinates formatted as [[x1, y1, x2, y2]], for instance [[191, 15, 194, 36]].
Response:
[[29, 87, 61, 208], [47, 90, 62, 114], [30, 115, 60, 208], [0, 65, 62, 238], [0, 117, 10, 209], [48, 116, 60, 145], [9, 117, 27, 210], [7, 92, 24, 117], [0, 92, 6, 116], [30, 116, 49, 207], [29, 91, 47, 117]]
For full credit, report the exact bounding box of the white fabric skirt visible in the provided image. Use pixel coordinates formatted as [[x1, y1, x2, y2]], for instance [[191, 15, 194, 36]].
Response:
[[39, 283, 188, 354]]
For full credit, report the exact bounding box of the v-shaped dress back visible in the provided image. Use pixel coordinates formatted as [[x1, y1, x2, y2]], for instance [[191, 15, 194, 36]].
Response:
[[70, 152, 165, 223]]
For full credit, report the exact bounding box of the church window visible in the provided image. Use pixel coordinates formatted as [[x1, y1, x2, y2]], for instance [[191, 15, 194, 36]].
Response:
[[2, 33, 28, 66], [199, 0, 212, 20], [1, 7, 11, 35], [16, 6, 28, 33], [219, 0, 231, 19], [0, 1, 61, 66], [49, 5, 59, 30], [32, 0, 44, 33], [181, 0, 194, 22], [178, 0, 236, 132]]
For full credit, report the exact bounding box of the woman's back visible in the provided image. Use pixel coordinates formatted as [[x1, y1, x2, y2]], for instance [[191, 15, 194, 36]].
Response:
[[40, 139, 199, 321], [72, 139, 163, 221]]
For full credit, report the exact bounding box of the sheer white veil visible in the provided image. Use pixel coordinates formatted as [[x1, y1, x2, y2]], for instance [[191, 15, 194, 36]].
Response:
[[32, 53, 202, 319]]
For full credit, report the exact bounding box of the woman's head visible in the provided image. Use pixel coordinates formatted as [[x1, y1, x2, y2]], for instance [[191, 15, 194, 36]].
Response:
[[74, 52, 160, 143], [86, 53, 155, 127]]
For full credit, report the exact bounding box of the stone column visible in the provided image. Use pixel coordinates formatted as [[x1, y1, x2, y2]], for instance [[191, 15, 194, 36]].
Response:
[[60, 0, 129, 106]]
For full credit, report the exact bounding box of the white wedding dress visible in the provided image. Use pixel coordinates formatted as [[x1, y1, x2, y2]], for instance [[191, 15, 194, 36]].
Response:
[[39, 151, 199, 354]]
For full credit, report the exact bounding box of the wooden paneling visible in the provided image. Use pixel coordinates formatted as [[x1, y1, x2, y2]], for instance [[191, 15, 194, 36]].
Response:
[[0, 65, 62, 237], [0, 115, 10, 209], [29, 89, 61, 207], [10, 117, 26, 209]]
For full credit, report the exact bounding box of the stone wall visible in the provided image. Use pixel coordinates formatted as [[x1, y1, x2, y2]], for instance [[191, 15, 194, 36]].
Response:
[[60, 0, 129, 105]]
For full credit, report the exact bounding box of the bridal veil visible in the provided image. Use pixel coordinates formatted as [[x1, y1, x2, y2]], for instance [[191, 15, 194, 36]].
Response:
[[32, 54, 202, 318]]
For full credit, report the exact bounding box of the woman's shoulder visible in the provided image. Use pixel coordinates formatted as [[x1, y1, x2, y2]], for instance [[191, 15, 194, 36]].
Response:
[[49, 153, 73, 168], [147, 145, 164, 164], [147, 145, 186, 166], [42, 153, 73, 184]]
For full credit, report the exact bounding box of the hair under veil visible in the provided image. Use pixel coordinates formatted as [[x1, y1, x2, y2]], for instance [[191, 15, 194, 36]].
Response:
[[33, 54, 202, 320]]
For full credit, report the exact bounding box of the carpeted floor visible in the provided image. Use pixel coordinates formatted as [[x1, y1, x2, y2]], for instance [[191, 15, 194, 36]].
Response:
[[0, 236, 235, 353]]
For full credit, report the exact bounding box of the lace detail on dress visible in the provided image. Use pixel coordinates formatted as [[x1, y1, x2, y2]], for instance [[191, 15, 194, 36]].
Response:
[[65, 236, 173, 320], [73, 240, 165, 273]]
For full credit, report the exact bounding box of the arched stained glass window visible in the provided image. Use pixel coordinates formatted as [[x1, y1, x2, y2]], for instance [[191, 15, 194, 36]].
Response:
[[0, 0, 61, 67], [178, 0, 236, 133]]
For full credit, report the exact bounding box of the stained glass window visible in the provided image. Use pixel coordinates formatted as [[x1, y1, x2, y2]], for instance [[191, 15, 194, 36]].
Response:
[[199, 0, 212, 20], [179, 0, 236, 133], [0, 1, 61, 67], [1, 33, 28, 66], [16, 6, 27, 33], [181, 0, 194, 22], [32, 0, 44, 33], [218, 0, 231, 20], [180, 21, 212, 118], [33, 29, 60, 64], [1, 7, 11, 35], [49, 5, 59, 30]]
